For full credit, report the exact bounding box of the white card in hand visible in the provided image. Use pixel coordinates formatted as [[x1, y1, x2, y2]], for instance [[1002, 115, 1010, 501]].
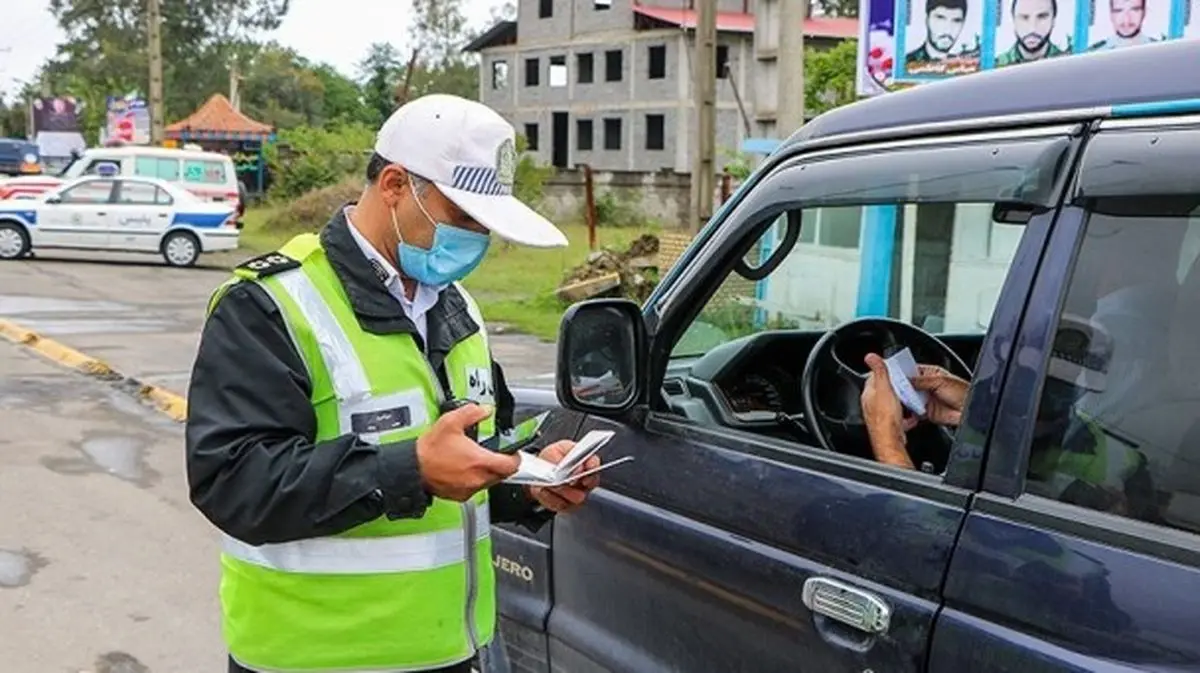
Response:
[[884, 347, 928, 416], [502, 430, 634, 487]]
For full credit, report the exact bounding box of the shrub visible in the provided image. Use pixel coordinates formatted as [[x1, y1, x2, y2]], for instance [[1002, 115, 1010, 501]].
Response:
[[264, 177, 364, 234], [591, 189, 647, 228], [267, 123, 375, 200], [514, 134, 552, 212]]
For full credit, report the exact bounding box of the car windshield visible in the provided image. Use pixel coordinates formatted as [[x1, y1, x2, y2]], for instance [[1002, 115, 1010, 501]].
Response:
[[673, 203, 1027, 358]]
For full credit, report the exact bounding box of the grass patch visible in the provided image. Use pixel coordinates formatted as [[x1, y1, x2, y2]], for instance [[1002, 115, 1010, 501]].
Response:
[[462, 223, 659, 341], [238, 206, 284, 252], [238, 204, 660, 341]]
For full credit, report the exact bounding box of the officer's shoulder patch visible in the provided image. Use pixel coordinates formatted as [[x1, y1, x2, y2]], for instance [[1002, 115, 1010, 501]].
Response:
[[234, 252, 301, 280]]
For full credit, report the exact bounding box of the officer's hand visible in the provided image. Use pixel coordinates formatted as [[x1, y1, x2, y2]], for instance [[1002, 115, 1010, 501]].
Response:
[[416, 404, 519, 502], [525, 440, 600, 514]]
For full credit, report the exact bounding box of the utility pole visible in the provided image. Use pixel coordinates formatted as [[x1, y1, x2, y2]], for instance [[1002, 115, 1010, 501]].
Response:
[[229, 56, 243, 112], [689, 0, 717, 234], [147, 0, 165, 144], [776, 0, 808, 137]]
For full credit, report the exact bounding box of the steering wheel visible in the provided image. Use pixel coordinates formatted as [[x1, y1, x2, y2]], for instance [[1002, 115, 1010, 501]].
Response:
[[800, 317, 972, 467]]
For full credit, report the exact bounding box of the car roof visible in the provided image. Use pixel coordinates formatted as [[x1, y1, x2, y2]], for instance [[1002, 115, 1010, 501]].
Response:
[[84, 146, 229, 160], [784, 39, 1200, 153]]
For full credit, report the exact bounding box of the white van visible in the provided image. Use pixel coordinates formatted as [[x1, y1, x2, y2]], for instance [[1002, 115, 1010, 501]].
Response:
[[0, 146, 242, 212], [65, 146, 241, 208]]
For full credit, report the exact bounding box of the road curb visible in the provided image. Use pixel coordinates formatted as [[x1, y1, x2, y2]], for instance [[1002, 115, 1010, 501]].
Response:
[[0, 318, 189, 422]]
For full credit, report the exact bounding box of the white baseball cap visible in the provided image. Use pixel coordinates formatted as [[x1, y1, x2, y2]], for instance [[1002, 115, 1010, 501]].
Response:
[[374, 94, 568, 248]]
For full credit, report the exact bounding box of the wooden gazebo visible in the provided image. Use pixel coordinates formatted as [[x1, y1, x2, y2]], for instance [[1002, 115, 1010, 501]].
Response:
[[166, 94, 275, 194]]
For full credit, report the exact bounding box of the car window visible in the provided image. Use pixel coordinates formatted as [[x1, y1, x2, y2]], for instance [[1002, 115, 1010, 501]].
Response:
[[117, 181, 160, 205], [183, 159, 227, 185], [674, 201, 1026, 357], [1025, 194, 1200, 536], [58, 180, 115, 204], [135, 156, 180, 181], [671, 134, 1071, 359]]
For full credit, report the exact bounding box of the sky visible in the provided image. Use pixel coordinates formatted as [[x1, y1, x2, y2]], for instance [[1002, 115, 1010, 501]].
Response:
[[0, 0, 497, 96]]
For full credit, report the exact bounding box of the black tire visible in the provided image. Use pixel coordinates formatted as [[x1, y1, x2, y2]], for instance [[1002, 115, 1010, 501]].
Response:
[[0, 221, 31, 260], [161, 230, 200, 267]]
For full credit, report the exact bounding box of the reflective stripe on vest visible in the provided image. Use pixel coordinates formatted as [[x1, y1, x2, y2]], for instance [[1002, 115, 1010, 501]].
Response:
[[222, 502, 490, 574], [271, 265, 437, 442]]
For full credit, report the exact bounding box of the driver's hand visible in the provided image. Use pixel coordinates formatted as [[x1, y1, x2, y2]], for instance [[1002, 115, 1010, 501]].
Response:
[[862, 354, 918, 469], [911, 365, 968, 427]]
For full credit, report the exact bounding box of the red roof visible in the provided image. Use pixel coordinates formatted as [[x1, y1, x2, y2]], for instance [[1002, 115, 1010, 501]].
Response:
[[166, 94, 273, 135], [633, 5, 857, 40]]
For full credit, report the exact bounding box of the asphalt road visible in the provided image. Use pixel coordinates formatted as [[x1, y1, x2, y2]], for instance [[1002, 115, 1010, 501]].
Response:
[[0, 249, 559, 393], [0, 249, 559, 672]]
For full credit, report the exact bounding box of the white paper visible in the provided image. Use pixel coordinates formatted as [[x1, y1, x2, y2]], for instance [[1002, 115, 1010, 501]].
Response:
[[502, 430, 633, 486], [884, 347, 928, 417]]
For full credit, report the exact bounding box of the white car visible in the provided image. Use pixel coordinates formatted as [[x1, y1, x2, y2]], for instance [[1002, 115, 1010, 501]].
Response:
[[0, 175, 240, 267]]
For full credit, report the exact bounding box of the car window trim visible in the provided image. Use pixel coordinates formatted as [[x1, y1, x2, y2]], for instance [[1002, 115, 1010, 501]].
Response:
[[642, 129, 1085, 493], [654, 124, 1084, 318], [973, 492, 1200, 568], [645, 412, 976, 507]]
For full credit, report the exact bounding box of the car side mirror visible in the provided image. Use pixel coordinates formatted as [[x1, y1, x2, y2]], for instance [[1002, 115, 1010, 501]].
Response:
[[44, 195, 61, 204], [556, 298, 646, 414]]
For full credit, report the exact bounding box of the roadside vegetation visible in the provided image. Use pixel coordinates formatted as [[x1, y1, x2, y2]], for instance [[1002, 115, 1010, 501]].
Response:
[[237, 135, 659, 341]]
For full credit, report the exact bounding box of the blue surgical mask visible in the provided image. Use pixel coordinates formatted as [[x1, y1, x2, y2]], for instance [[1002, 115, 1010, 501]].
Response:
[[391, 190, 490, 286]]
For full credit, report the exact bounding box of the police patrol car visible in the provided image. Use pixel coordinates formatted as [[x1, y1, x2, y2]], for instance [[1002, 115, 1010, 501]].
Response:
[[0, 174, 239, 267]]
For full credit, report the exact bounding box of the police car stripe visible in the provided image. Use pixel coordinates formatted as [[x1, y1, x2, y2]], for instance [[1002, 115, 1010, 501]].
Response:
[[221, 502, 491, 574], [451, 165, 510, 196]]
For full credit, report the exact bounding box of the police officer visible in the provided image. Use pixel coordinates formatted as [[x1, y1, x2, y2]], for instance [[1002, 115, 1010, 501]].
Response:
[[185, 94, 601, 673]]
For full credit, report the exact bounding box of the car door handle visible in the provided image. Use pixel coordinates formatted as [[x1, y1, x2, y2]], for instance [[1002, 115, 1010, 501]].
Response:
[[96, 211, 107, 216], [802, 577, 891, 634], [157, 213, 168, 218]]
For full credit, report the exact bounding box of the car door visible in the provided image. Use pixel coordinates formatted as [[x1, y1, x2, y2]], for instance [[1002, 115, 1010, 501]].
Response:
[[930, 118, 1200, 670], [544, 125, 1083, 673], [39, 178, 117, 249], [110, 179, 171, 252]]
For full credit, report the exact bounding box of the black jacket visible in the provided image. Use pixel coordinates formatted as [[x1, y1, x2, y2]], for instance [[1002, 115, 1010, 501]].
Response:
[[185, 207, 551, 546]]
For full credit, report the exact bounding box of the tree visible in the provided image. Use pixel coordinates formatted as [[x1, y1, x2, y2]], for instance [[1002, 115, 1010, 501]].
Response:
[[43, 0, 292, 130], [358, 42, 404, 126], [406, 0, 480, 101], [312, 65, 371, 128], [812, 0, 858, 17], [805, 40, 858, 116], [238, 43, 326, 129]]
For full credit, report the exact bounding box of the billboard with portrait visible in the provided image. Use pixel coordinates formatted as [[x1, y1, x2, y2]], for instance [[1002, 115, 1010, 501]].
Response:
[[993, 0, 1082, 67], [871, 0, 1196, 85], [1185, 0, 1200, 37], [31, 97, 81, 133], [895, 0, 985, 79], [858, 0, 899, 95], [1081, 0, 1171, 50]]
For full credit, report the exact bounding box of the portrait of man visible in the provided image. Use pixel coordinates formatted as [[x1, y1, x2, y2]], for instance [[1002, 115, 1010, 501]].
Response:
[[903, 0, 982, 76], [996, 0, 1072, 66], [1088, 0, 1167, 50]]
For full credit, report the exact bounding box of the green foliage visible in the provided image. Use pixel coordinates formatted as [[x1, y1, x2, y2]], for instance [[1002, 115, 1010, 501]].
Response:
[[592, 190, 647, 228], [721, 148, 753, 181], [43, 0, 292, 129], [812, 0, 859, 17], [358, 42, 405, 126], [267, 123, 373, 199], [263, 177, 363, 234], [513, 134, 552, 211], [805, 39, 859, 116]]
